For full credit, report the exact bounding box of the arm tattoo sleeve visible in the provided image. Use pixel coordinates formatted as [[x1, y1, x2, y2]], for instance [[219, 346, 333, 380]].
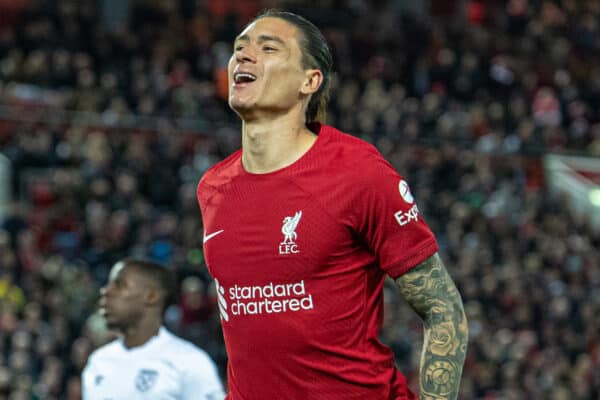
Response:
[[395, 253, 468, 400]]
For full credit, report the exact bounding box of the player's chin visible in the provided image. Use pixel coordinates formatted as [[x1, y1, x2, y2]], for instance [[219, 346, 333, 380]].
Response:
[[228, 97, 254, 113]]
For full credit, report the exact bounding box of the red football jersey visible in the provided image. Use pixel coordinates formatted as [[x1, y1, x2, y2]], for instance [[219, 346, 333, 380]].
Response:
[[197, 124, 438, 400]]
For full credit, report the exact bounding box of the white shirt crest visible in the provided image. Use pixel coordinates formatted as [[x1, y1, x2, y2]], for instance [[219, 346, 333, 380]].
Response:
[[281, 211, 302, 244]]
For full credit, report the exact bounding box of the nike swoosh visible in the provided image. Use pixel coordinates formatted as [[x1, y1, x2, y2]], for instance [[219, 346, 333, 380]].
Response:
[[203, 229, 224, 244]]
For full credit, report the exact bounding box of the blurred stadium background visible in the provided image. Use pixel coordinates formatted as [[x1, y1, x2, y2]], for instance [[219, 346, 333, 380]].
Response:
[[0, 0, 599, 399]]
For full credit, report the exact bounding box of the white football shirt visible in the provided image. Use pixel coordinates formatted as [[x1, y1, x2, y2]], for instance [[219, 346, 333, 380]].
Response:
[[82, 327, 224, 400]]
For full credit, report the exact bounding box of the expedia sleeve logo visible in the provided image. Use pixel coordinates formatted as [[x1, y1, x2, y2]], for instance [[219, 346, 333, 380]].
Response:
[[214, 279, 314, 321]]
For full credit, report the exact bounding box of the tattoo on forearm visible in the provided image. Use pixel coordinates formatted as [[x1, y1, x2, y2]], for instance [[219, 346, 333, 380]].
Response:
[[396, 253, 468, 400]]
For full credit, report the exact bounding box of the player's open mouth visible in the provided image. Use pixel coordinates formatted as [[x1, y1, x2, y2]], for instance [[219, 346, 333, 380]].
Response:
[[98, 299, 110, 317], [233, 72, 257, 85]]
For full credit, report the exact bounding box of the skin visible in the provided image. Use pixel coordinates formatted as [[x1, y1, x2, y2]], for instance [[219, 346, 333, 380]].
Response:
[[99, 261, 163, 348], [228, 17, 323, 173], [396, 253, 469, 399]]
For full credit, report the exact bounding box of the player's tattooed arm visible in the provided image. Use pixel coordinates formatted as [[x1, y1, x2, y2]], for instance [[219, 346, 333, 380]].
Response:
[[395, 253, 468, 400]]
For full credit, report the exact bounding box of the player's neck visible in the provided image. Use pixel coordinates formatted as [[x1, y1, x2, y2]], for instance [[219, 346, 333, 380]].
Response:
[[122, 319, 161, 349], [241, 114, 317, 174]]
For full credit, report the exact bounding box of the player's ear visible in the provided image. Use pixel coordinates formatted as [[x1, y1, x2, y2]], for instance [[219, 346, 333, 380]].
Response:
[[300, 68, 323, 95], [144, 287, 162, 307]]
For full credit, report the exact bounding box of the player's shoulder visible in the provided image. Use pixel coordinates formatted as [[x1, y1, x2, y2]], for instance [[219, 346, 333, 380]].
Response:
[[199, 150, 242, 187], [197, 149, 242, 206], [86, 338, 123, 363], [321, 125, 396, 178], [159, 330, 216, 367], [321, 125, 377, 151]]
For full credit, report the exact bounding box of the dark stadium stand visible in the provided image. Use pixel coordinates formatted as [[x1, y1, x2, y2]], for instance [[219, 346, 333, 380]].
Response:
[[0, 1, 599, 398]]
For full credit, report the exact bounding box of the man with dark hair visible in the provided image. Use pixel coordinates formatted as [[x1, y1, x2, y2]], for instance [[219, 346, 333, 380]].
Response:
[[81, 258, 224, 399], [197, 9, 468, 400]]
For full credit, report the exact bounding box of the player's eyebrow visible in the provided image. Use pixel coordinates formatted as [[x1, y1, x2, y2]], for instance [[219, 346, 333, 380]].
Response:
[[235, 34, 287, 47]]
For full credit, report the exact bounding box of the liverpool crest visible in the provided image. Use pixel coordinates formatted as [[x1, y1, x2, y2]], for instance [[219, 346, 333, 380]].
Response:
[[279, 211, 302, 254]]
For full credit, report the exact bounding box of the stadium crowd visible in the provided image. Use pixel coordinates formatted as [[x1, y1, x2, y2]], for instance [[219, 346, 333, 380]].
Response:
[[0, 0, 599, 399]]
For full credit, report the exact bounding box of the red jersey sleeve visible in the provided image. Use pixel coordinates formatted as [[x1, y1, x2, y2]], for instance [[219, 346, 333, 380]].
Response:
[[351, 151, 438, 278]]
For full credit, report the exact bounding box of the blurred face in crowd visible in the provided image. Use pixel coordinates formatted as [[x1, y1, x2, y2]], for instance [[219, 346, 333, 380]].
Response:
[[228, 17, 318, 120], [99, 262, 151, 331]]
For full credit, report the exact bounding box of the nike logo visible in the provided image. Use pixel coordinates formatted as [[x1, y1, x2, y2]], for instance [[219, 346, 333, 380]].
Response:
[[203, 229, 224, 244]]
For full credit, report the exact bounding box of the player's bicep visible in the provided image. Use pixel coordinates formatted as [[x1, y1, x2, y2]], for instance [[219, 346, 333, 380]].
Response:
[[394, 252, 464, 324]]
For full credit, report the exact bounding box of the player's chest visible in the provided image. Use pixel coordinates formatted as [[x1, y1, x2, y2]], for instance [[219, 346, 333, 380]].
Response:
[[90, 358, 180, 399], [202, 183, 353, 282]]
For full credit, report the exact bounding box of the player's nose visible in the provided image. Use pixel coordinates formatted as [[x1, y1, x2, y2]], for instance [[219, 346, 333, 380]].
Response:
[[236, 46, 257, 64], [100, 284, 110, 297]]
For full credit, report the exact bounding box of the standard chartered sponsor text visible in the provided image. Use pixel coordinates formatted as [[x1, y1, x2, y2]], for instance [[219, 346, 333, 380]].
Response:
[[228, 280, 313, 316]]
